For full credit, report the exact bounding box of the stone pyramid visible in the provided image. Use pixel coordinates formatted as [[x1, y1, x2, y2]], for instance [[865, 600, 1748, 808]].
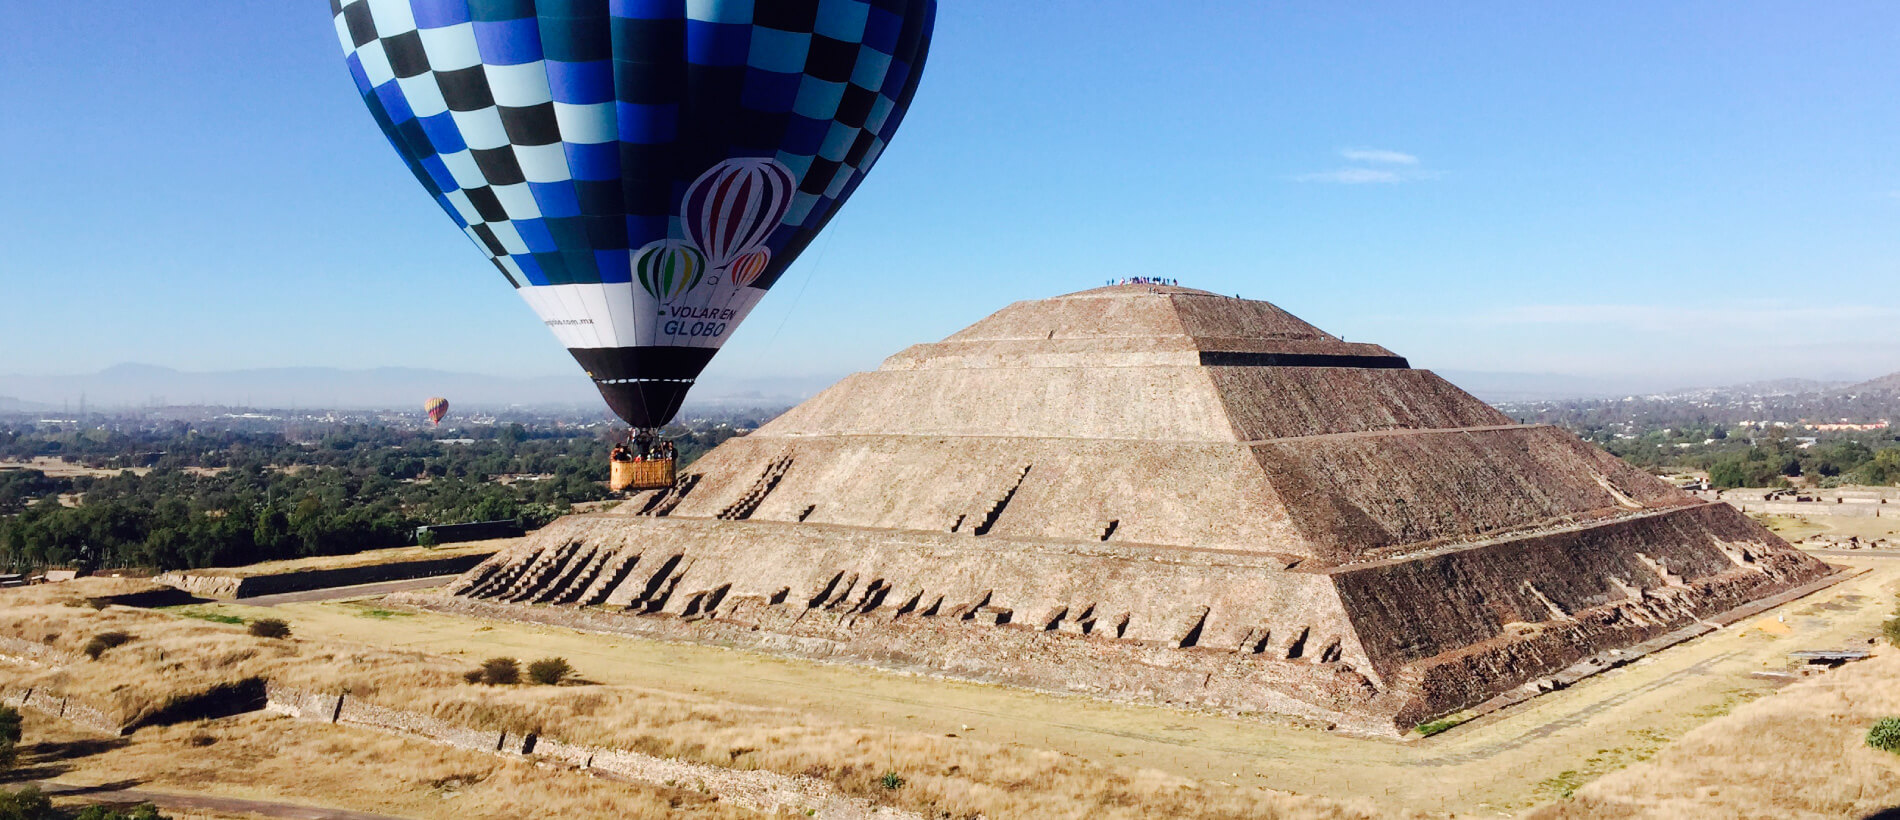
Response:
[[425, 285, 1839, 734]]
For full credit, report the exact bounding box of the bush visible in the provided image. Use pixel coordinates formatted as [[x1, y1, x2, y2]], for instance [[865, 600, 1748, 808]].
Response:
[[1870, 717, 1900, 754], [0, 705, 17, 770], [462, 669, 485, 685], [0, 786, 54, 820], [527, 657, 572, 686], [0, 706, 19, 746], [247, 618, 291, 639], [1883, 614, 1900, 647], [72, 805, 167, 820], [82, 631, 133, 660], [477, 657, 519, 685], [879, 771, 905, 790]]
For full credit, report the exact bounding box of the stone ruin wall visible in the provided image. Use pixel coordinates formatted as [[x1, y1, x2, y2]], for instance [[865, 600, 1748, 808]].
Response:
[[1252, 425, 1697, 560], [1328, 502, 1835, 721], [761, 364, 1509, 444], [631, 422, 1697, 564], [448, 516, 1369, 665], [427, 499, 1837, 732], [1, 682, 125, 735], [417, 287, 1843, 732], [262, 682, 914, 818], [154, 552, 498, 600], [1207, 367, 1512, 440], [431, 515, 1409, 729], [643, 436, 1307, 555]]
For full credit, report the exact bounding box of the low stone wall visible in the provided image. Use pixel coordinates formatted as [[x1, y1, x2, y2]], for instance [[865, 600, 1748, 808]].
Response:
[[0, 683, 126, 736], [1728, 501, 1888, 518], [156, 552, 496, 600], [263, 683, 914, 820], [0, 635, 79, 667], [152, 573, 242, 599]]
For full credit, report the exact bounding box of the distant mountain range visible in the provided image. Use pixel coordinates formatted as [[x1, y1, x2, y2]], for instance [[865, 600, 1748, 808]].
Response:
[[0, 364, 839, 413]]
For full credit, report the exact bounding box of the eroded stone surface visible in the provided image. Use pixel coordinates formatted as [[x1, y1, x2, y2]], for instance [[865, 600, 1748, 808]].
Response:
[[427, 285, 1838, 735]]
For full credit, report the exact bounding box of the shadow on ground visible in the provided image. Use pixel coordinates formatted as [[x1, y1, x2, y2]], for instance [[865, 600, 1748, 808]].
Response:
[[0, 738, 132, 784]]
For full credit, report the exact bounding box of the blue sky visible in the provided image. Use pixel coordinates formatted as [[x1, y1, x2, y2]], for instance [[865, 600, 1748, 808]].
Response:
[[2, 1, 1896, 394]]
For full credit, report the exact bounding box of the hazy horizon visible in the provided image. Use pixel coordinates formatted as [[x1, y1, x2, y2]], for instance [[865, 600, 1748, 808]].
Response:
[[4, 3, 1897, 402], [2, 358, 1890, 412]]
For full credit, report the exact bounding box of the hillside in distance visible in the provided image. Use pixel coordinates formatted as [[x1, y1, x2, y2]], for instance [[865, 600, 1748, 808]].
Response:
[[1499, 369, 1900, 430]]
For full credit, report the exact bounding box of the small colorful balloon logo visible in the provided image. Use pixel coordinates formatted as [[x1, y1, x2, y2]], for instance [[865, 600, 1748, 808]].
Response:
[[726, 250, 772, 288], [683, 158, 794, 286], [634, 240, 707, 300]]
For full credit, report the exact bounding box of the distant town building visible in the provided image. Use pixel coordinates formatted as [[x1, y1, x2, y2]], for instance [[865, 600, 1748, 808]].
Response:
[[1808, 420, 1890, 432]]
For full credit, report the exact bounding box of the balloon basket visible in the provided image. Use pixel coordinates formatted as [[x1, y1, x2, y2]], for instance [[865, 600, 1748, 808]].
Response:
[[612, 458, 676, 493]]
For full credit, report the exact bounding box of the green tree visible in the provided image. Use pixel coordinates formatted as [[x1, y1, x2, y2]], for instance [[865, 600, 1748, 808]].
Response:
[[0, 786, 54, 820]]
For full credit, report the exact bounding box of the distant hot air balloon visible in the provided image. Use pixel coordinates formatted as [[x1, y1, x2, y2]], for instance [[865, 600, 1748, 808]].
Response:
[[333, 0, 937, 429], [424, 397, 450, 426]]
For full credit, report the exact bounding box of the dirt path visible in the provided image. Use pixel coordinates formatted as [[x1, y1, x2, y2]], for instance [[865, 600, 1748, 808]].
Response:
[[188, 556, 1899, 816], [33, 780, 402, 820]]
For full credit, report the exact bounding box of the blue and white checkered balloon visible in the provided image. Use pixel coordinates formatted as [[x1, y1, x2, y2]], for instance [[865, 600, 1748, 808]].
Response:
[[333, 0, 936, 427]]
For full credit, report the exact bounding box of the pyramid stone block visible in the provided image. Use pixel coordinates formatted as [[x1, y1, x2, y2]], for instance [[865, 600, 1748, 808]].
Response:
[[424, 285, 1840, 734]]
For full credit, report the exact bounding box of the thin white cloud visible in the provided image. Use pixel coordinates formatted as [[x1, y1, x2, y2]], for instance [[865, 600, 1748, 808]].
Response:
[[1340, 148, 1418, 165], [1294, 148, 1439, 184], [1293, 168, 1444, 184], [1294, 168, 1405, 184]]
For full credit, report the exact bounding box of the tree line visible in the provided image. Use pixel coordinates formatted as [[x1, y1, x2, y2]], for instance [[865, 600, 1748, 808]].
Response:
[[0, 417, 755, 573]]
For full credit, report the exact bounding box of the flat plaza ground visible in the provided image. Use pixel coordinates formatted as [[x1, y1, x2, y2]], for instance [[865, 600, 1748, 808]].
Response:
[[179, 552, 1900, 817]]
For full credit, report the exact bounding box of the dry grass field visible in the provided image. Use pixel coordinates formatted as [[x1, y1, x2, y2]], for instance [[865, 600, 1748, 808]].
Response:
[[1528, 651, 1900, 819], [1759, 511, 1900, 545], [0, 458, 150, 479], [5, 709, 755, 819], [5, 543, 1896, 818], [0, 579, 1398, 819], [173, 553, 1896, 816]]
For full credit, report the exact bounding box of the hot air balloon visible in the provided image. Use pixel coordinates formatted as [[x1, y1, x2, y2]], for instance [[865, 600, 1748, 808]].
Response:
[[424, 397, 450, 426], [333, 0, 937, 432]]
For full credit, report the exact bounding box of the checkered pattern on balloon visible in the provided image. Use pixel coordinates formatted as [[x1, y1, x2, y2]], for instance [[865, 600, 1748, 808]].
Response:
[[332, 0, 935, 374]]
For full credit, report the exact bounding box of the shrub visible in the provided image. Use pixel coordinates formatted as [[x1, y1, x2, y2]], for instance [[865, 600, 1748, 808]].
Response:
[[462, 669, 485, 685], [0, 786, 54, 820], [0, 705, 17, 770], [72, 805, 167, 820], [82, 630, 133, 660], [477, 657, 520, 685], [1883, 614, 1900, 647], [879, 771, 906, 790], [247, 618, 291, 639], [527, 657, 572, 686], [0, 706, 19, 746], [1870, 717, 1900, 754]]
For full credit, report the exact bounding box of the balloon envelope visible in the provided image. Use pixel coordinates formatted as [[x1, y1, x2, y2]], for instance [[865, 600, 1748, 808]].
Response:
[[424, 396, 450, 425], [334, 0, 937, 426]]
